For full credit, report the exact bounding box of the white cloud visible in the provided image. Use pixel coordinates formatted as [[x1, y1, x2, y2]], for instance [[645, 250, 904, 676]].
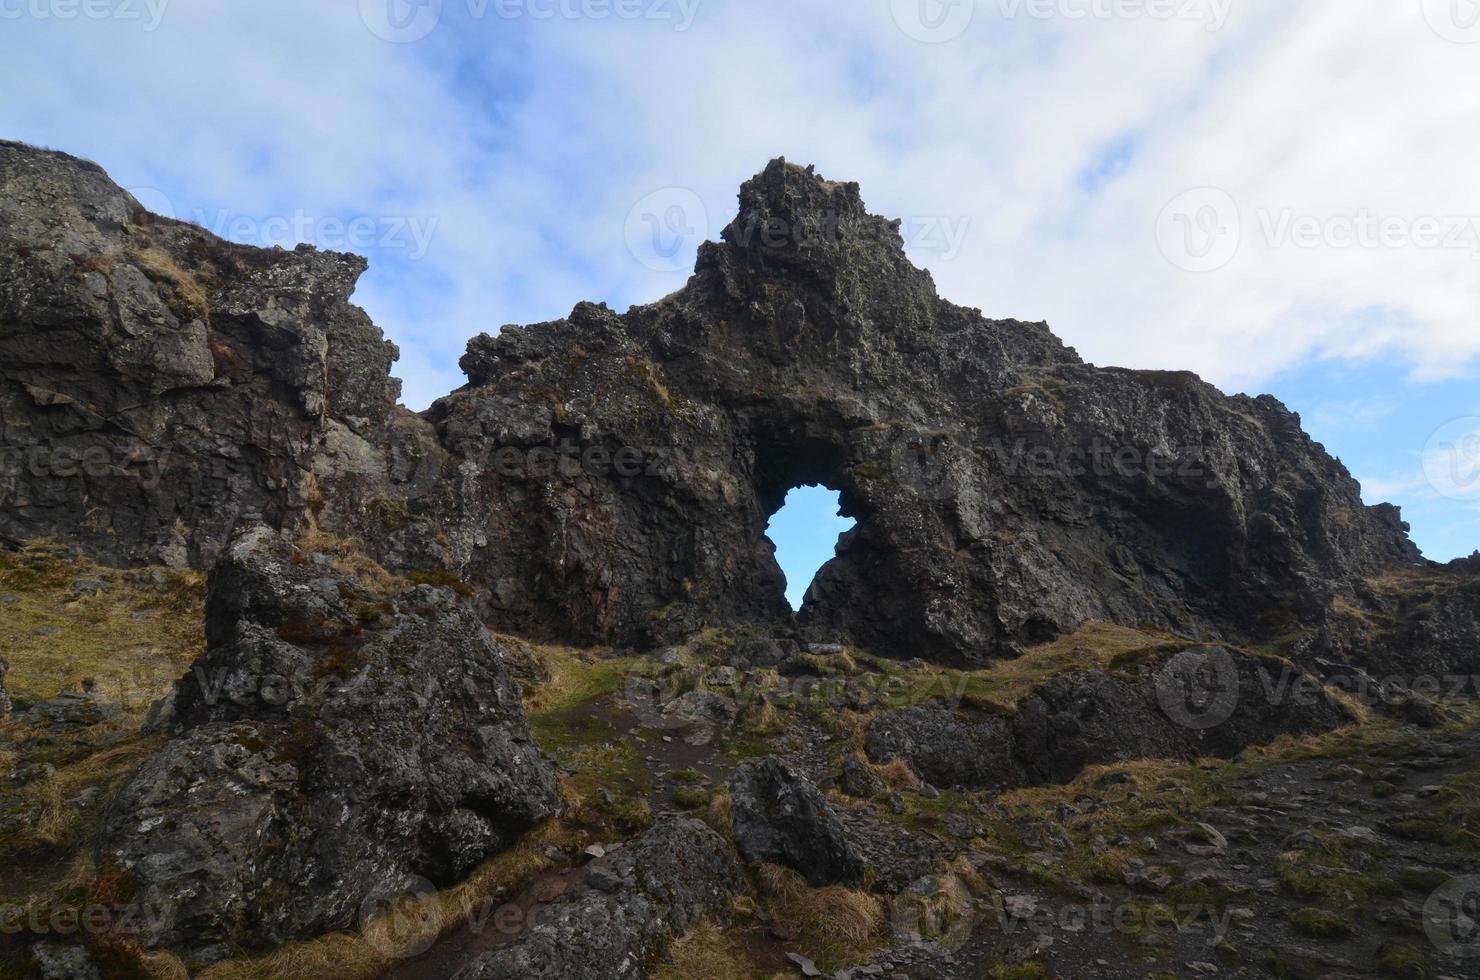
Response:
[[1, 0, 1478, 413]]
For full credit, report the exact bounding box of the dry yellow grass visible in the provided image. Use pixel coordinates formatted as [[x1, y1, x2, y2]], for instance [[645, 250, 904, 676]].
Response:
[[869, 622, 1182, 715], [653, 918, 752, 980], [875, 757, 921, 790], [200, 821, 566, 980], [126, 246, 210, 317], [0, 542, 204, 702], [892, 872, 973, 940], [294, 527, 406, 598], [705, 787, 734, 839], [754, 864, 886, 968], [739, 697, 785, 735]]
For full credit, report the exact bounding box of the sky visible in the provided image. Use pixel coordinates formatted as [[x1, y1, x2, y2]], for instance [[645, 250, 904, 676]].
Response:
[[2, 0, 1479, 594]]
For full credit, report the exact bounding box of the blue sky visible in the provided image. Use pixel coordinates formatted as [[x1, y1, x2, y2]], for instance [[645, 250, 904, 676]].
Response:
[[2, 0, 1478, 575]]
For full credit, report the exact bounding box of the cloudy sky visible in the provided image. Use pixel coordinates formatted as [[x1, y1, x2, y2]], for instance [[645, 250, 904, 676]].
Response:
[[3, 0, 1479, 590]]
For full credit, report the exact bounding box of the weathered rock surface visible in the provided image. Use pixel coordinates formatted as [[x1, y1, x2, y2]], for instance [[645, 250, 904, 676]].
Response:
[[5, 141, 1470, 669], [98, 524, 560, 951], [729, 756, 864, 886], [450, 817, 740, 980], [0, 140, 442, 571], [866, 648, 1349, 791], [424, 159, 1428, 664]]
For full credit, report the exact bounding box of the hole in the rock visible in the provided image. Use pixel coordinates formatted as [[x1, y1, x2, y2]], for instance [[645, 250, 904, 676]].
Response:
[[765, 484, 856, 611]]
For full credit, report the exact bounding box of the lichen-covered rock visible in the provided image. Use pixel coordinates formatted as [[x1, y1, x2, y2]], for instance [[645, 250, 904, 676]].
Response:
[[98, 524, 560, 952], [837, 755, 885, 800], [867, 648, 1349, 791], [2, 140, 1474, 670], [450, 818, 740, 980], [421, 158, 1428, 664], [728, 756, 863, 886], [0, 140, 442, 571]]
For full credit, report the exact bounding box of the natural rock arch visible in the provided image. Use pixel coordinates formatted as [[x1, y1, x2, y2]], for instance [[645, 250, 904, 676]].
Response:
[[422, 160, 1415, 664], [0, 143, 1425, 666]]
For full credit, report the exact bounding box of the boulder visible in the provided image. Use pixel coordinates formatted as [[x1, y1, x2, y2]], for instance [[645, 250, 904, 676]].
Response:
[[728, 756, 863, 886], [838, 755, 886, 799], [98, 525, 560, 952], [867, 648, 1350, 792], [451, 818, 740, 980]]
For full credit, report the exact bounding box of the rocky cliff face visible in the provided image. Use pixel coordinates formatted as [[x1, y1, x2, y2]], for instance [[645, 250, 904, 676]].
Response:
[[0, 140, 441, 572], [0, 141, 1454, 670], [425, 159, 1422, 664]]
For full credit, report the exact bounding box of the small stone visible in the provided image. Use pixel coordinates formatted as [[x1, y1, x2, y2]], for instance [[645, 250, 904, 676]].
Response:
[[586, 867, 623, 893], [70, 577, 109, 597], [583, 843, 607, 860], [786, 951, 821, 976]]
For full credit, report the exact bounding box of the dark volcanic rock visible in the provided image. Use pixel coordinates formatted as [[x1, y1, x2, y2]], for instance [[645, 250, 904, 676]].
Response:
[[98, 524, 560, 951], [728, 756, 863, 886], [420, 159, 1427, 663], [867, 648, 1350, 791], [450, 817, 740, 980], [837, 754, 886, 799], [2, 140, 1473, 669], [0, 140, 443, 571]]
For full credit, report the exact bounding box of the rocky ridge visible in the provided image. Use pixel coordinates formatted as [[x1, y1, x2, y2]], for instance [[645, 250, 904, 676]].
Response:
[[5, 140, 1472, 676]]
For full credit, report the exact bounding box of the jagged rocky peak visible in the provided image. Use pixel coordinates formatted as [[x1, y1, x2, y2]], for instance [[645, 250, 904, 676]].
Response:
[[433, 157, 1421, 664]]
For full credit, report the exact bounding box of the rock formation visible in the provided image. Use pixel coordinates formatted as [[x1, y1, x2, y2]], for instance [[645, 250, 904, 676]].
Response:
[[98, 524, 560, 953], [3, 140, 1455, 670], [450, 818, 740, 980], [0, 140, 440, 572], [865, 647, 1349, 791], [728, 756, 864, 886]]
